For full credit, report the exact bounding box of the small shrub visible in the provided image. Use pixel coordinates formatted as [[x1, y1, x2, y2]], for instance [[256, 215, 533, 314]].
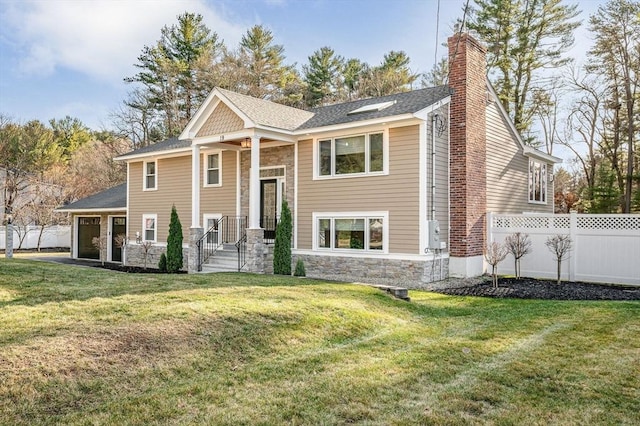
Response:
[[273, 200, 292, 275], [158, 252, 167, 272], [545, 234, 572, 285], [294, 259, 306, 277], [166, 205, 183, 273]]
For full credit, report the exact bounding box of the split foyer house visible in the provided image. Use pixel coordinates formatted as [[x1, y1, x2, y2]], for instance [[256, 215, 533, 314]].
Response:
[[58, 34, 560, 285]]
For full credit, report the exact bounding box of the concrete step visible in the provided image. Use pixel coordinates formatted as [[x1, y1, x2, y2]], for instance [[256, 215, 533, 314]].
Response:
[[203, 248, 240, 272], [207, 256, 238, 267], [200, 263, 239, 273]]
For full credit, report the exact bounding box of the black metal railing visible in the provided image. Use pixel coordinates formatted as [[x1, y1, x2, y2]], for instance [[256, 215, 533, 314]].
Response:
[[197, 216, 247, 271], [262, 216, 277, 244], [196, 215, 277, 272], [236, 232, 247, 271]]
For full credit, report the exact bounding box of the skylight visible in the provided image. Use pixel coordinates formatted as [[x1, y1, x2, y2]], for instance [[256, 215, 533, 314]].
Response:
[[347, 100, 397, 115]]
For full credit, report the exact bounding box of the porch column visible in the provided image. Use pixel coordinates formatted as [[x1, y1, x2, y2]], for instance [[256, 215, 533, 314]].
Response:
[[249, 136, 261, 229], [189, 143, 202, 274], [191, 144, 200, 228]]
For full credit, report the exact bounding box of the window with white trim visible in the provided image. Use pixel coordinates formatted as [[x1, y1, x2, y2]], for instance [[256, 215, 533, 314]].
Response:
[[528, 159, 547, 203], [144, 161, 156, 190], [318, 132, 385, 177], [204, 153, 221, 186], [314, 213, 387, 252], [142, 214, 157, 242]]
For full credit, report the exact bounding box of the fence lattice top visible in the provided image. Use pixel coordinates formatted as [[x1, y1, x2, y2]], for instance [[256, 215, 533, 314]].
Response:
[[492, 214, 640, 231]]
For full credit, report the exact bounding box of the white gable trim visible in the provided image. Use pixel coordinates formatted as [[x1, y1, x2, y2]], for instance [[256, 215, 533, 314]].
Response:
[[523, 146, 563, 164], [413, 96, 451, 120], [486, 83, 561, 164], [115, 147, 192, 162], [179, 88, 255, 140]]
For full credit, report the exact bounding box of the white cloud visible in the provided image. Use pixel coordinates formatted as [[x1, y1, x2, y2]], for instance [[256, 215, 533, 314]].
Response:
[[1, 0, 246, 85]]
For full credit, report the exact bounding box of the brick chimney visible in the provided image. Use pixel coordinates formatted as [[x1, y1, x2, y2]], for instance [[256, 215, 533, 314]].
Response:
[[447, 33, 487, 275]]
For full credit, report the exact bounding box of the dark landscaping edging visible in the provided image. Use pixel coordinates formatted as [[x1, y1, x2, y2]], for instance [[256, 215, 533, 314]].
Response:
[[432, 277, 640, 301]]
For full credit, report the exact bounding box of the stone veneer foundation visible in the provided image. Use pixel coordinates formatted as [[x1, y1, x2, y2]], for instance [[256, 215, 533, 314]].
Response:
[[293, 253, 448, 288], [124, 243, 188, 271]]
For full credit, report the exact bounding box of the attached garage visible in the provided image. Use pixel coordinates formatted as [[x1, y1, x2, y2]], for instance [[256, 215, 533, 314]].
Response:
[[56, 183, 127, 263]]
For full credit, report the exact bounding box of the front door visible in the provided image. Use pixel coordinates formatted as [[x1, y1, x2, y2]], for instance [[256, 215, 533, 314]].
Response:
[[111, 217, 126, 262], [261, 179, 278, 240]]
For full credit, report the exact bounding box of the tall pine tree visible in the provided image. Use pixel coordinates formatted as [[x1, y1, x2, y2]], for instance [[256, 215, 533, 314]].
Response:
[[303, 47, 344, 107], [125, 13, 223, 137], [467, 0, 580, 136], [587, 0, 639, 213]]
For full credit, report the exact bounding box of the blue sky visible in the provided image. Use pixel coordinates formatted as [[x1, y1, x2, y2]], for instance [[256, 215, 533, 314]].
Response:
[[0, 0, 605, 136]]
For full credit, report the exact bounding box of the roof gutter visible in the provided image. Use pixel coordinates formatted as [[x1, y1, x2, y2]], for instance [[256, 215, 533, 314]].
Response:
[[523, 146, 563, 164], [54, 207, 127, 213], [294, 113, 418, 136], [114, 147, 193, 162]]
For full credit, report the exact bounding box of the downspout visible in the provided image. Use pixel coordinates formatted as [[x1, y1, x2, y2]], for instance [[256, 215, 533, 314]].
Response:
[[431, 113, 438, 221], [432, 113, 442, 279]]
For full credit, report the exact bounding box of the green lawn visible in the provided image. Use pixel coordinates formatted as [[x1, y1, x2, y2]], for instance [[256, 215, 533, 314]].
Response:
[[1, 258, 638, 425]]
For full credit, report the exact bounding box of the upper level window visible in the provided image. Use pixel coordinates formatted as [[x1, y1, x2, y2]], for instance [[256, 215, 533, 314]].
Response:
[[204, 153, 221, 186], [317, 132, 386, 178], [144, 161, 156, 190], [142, 214, 157, 242], [529, 159, 547, 203]]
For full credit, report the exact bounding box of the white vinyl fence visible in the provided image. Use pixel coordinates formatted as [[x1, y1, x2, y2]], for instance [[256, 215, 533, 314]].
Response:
[[0, 225, 71, 250], [488, 213, 640, 286]]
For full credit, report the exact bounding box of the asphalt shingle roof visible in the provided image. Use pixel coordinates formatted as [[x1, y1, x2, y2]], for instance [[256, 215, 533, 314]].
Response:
[[118, 137, 191, 158], [116, 86, 452, 158], [298, 86, 452, 129], [216, 87, 314, 131], [57, 183, 127, 211]]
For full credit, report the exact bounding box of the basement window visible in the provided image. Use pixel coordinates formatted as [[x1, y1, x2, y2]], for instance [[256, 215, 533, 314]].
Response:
[[314, 212, 388, 252]]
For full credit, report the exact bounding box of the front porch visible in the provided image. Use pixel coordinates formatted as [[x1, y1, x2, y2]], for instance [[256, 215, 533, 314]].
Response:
[[186, 136, 295, 274]]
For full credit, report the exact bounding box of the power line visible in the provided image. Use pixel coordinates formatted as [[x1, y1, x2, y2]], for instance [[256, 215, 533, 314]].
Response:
[[446, 0, 471, 85], [434, 0, 441, 70]]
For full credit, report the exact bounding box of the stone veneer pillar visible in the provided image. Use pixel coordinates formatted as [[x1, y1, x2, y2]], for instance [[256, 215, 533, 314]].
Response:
[[246, 228, 265, 273], [448, 33, 487, 277], [188, 227, 204, 273]]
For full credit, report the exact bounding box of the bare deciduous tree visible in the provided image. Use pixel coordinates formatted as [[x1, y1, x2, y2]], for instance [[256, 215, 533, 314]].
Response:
[[140, 241, 153, 270], [92, 235, 108, 266], [114, 234, 127, 262], [485, 241, 508, 288], [545, 234, 573, 285], [504, 232, 532, 279]]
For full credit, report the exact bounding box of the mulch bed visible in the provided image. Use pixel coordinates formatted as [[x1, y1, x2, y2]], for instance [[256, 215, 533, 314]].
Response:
[[93, 262, 186, 274], [434, 277, 640, 301]]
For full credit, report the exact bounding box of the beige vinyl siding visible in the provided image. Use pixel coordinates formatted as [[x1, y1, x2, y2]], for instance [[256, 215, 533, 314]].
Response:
[[430, 107, 450, 250], [201, 150, 237, 217], [196, 103, 244, 137], [297, 125, 421, 254], [129, 155, 192, 242], [485, 101, 553, 214]]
